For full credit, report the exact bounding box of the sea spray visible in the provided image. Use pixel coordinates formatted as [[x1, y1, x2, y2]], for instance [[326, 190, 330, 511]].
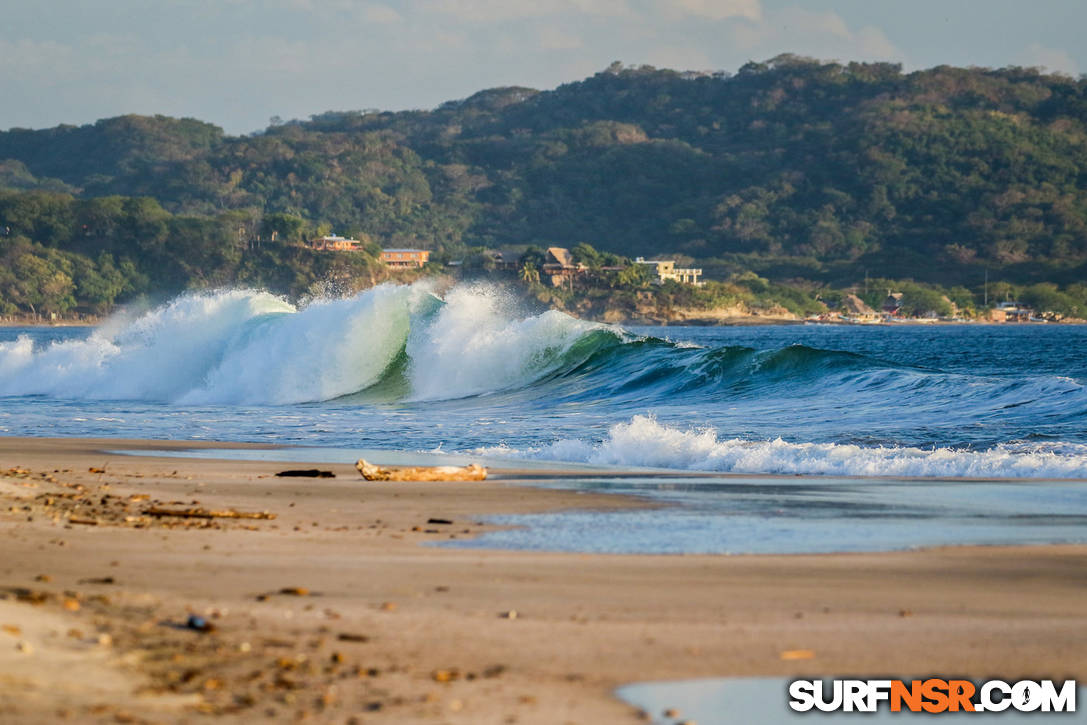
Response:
[[179, 285, 416, 405], [405, 284, 609, 401], [0, 282, 612, 404], [0, 290, 294, 400]]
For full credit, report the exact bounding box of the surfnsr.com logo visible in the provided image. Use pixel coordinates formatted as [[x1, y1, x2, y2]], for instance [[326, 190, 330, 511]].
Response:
[[789, 679, 1076, 713]]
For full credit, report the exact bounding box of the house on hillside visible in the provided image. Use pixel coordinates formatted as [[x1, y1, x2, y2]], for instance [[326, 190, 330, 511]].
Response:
[[308, 234, 363, 251], [634, 257, 703, 286], [381, 249, 430, 268], [882, 292, 904, 316], [486, 247, 528, 271], [989, 301, 1032, 322], [842, 293, 879, 320], [541, 246, 587, 287]]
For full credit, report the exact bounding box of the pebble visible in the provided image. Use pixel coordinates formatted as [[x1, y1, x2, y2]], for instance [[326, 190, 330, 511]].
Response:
[[780, 649, 815, 660], [337, 632, 369, 643], [482, 664, 507, 678], [280, 587, 310, 597], [15, 641, 32, 654], [500, 610, 518, 619]]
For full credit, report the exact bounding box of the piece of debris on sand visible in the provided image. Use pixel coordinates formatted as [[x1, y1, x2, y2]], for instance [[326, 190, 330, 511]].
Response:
[[355, 459, 487, 482], [144, 507, 276, 520]]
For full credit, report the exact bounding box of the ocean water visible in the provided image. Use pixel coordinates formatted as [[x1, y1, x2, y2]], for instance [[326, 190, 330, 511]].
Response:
[[2, 282, 1087, 553]]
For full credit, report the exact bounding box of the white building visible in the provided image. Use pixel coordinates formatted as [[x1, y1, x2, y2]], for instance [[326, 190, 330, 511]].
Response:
[[634, 257, 703, 285]]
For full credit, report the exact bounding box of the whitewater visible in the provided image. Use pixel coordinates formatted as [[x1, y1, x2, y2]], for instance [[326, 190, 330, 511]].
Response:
[[3, 282, 1087, 481]]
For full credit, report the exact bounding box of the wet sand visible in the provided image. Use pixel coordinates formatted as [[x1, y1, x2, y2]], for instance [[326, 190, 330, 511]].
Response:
[[0, 437, 1085, 723]]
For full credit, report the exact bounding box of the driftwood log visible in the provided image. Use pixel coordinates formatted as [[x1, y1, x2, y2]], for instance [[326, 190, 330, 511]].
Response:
[[355, 459, 487, 482]]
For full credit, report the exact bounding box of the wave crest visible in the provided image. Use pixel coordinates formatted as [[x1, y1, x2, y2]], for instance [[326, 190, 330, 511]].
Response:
[[477, 415, 1087, 479], [0, 283, 613, 405]]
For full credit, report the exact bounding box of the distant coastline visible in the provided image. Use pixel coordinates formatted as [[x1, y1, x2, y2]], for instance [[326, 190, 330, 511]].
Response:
[[586, 313, 1087, 327], [0, 314, 100, 327], [3, 306, 1085, 330]]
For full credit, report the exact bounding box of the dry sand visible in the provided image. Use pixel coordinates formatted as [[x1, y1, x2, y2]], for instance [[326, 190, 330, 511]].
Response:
[[0, 436, 1084, 724]]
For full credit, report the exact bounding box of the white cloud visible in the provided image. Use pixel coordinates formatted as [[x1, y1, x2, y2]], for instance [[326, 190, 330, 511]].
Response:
[[664, 0, 761, 22], [566, 0, 631, 16], [537, 26, 583, 50], [730, 7, 905, 65], [644, 45, 713, 71], [853, 26, 901, 61], [362, 4, 403, 23], [1018, 43, 1078, 76], [431, 29, 469, 50], [0, 39, 76, 78], [422, 0, 631, 22]]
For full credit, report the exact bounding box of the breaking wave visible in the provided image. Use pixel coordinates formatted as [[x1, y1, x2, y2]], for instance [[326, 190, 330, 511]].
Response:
[[2, 283, 1086, 415], [0, 283, 613, 405], [475, 415, 1087, 479], [0, 287, 414, 404], [3, 282, 1087, 480]]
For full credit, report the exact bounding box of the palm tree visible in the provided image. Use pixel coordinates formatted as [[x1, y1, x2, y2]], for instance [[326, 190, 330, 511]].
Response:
[[519, 263, 540, 285]]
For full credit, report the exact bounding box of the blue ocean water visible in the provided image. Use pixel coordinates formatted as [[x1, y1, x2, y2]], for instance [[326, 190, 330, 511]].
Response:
[[2, 284, 1086, 469], [6, 282, 1087, 550], [2, 283, 1087, 553]]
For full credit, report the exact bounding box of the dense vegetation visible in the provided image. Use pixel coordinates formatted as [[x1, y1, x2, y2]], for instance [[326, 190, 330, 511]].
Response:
[[2, 56, 1087, 318], [0, 194, 387, 316]]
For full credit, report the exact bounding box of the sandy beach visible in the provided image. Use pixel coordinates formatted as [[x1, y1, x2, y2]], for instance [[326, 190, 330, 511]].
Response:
[[0, 437, 1085, 724]]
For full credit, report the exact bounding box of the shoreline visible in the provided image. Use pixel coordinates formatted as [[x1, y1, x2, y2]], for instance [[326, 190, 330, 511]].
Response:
[[5, 312, 1087, 330], [0, 317, 101, 328], [1, 437, 1085, 723]]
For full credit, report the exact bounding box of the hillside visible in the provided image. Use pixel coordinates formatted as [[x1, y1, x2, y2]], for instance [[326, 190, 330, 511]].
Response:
[[2, 56, 1087, 317]]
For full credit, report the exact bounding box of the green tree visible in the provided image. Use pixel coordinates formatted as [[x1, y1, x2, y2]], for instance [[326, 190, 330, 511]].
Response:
[[571, 242, 604, 269], [519, 263, 540, 284], [616, 262, 651, 288], [260, 212, 306, 242], [899, 286, 953, 317]]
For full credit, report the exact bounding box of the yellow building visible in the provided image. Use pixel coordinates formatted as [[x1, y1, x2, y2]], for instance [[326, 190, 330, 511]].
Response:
[[381, 249, 430, 268], [634, 257, 703, 285]]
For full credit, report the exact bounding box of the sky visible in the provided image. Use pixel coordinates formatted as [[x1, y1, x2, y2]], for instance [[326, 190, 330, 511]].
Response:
[[2, 0, 1084, 135]]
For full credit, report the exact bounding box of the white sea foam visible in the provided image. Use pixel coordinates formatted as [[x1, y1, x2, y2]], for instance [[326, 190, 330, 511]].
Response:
[[405, 284, 603, 401], [475, 415, 1087, 479], [0, 287, 421, 404], [0, 290, 293, 400], [179, 284, 415, 405]]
